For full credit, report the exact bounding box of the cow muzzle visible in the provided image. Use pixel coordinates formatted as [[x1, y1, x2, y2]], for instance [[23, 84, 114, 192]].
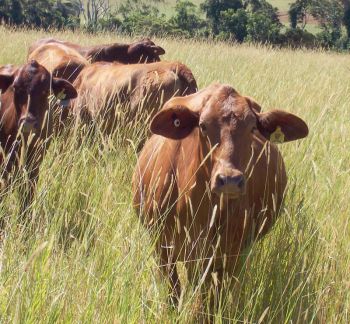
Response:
[[19, 115, 38, 134], [212, 172, 246, 199]]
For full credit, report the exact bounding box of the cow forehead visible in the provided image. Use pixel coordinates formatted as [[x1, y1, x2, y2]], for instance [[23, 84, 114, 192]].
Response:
[[14, 63, 50, 90], [164, 84, 255, 120], [203, 85, 251, 119]]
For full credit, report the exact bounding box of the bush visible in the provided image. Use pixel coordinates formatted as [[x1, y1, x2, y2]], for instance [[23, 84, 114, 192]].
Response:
[[201, 0, 244, 34], [246, 11, 282, 44], [283, 28, 317, 48], [344, 6, 350, 38], [245, 0, 280, 23], [316, 29, 342, 48], [89, 16, 122, 33], [169, 0, 206, 37], [219, 8, 248, 42], [0, 0, 80, 29], [334, 33, 350, 49], [119, 5, 171, 36]]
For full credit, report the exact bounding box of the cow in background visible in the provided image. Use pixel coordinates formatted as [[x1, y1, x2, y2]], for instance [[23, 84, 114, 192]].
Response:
[[71, 61, 197, 145]]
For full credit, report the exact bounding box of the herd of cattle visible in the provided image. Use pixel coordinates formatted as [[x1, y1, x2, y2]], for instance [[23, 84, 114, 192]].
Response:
[[0, 36, 309, 311]]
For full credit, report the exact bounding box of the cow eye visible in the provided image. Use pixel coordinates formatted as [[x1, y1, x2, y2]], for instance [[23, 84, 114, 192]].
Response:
[[251, 126, 257, 133], [199, 122, 207, 134]]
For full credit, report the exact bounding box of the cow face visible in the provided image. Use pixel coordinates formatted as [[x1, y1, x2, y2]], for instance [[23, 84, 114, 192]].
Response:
[[150, 84, 308, 199], [127, 38, 165, 63], [0, 60, 77, 134]]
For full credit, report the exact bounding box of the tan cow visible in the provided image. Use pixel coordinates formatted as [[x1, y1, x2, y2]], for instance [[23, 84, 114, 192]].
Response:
[[28, 42, 89, 83], [71, 61, 198, 137], [132, 83, 308, 311]]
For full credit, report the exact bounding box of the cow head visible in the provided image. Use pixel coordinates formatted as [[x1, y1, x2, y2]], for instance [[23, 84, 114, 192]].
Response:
[[150, 84, 308, 199], [127, 38, 165, 63], [0, 60, 77, 134]]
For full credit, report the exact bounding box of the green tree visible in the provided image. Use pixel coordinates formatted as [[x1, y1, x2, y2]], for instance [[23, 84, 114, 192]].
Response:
[[288, 0, 311, 29], [201, 0, 243, 34], [10, 0, 24, 24], [119, 2, 170, 36], [0, 0, 11, 24], [245, 0, 280, 23], [283, 27, 316, 48], [246, 10, 281, 43], [1, 0, 81, 29], [169, 1, 205, 36], [310, 0, 343, 46], [220, 8, 248, 42]]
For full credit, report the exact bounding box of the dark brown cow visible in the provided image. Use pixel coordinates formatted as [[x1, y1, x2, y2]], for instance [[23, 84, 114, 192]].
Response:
[[132, 84, 308, 311], [28, 38, 165, 64], [71, 61, 197, 136], [28, 42, 89, 82], [0, 60, 77, 215]]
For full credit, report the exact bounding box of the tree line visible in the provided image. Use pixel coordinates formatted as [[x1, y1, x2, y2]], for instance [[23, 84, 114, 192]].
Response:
[[1, 0, 350, 50]]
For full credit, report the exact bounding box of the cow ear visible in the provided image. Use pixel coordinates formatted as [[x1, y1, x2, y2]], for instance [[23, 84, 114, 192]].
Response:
[[148, 45, 165, 56], [0, 74, 14, 93], [52, 78, 78, 100], [150, 105, 199, 140], [245, 96, 262, 113], [256, 110, 308, 143]]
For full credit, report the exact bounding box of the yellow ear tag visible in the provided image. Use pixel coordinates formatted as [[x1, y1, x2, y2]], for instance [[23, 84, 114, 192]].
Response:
[[270, 126, 285, 144], [56, 90, 66, 100]]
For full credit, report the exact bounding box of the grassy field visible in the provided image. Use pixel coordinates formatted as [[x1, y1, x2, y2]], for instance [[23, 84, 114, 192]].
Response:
[[0, 27, 350, 323]]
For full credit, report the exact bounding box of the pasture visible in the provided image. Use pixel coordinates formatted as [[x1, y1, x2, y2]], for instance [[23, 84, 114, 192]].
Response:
[[0, 27, 349, 323]]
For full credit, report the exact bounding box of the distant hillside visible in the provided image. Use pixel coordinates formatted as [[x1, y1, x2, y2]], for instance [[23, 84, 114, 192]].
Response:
[[130, 0, 318, 32], [112, 0, 290, 16]]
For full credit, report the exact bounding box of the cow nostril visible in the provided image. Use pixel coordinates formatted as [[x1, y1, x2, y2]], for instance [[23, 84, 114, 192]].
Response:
[[217, 175, 226, 187], [213, 173, 246, 197], [216, 174, 245, 189], [235, 176, 245, 189]]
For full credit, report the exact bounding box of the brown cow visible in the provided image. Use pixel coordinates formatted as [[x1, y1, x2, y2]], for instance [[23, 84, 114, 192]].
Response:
[[71, 61, 197, 137], [28, 42, 89, 83], [132, 84, 308, 312], [0, 60, 77, 215], [28, 38, 165, 64]]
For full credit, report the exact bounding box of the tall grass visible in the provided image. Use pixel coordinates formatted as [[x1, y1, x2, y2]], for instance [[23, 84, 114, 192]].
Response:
[[0, 27, 349, 322]]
